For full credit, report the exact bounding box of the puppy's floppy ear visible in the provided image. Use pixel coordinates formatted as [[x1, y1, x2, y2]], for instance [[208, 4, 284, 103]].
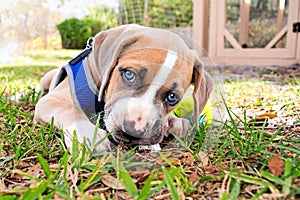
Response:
[[192, 59, 213, 127], [87, 24, 143, 100]]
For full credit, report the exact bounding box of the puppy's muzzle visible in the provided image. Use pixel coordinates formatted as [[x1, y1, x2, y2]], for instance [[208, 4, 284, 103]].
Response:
[[122, 120, 148, 138], [109, 120, 163, 145]]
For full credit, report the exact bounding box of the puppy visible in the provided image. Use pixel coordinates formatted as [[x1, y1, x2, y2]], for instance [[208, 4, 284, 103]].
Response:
[[34, 24, 213, 152]]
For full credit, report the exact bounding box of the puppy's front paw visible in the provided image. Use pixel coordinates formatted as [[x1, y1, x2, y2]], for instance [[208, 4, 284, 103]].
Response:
[[64, 124, 111, 153], [164, 115, 191, 137], [138, 144, 161, 152]]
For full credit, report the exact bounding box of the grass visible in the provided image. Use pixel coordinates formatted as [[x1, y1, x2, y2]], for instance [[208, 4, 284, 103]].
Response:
[[0, 50, 299, 199]]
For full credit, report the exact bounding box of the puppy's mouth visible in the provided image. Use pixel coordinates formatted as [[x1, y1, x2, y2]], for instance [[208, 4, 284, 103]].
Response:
[[108, 121, 164, 145]]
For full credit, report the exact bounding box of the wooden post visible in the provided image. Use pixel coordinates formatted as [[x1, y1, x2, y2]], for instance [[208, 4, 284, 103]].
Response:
[[276, 0, 285, 48], [239, 0, 251, 47], [193, 0, 209, 52], [297, 0, 300, 63]]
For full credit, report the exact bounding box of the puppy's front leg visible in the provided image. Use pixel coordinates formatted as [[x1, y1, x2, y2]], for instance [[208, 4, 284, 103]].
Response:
[[62, 118, 110, 153], [34, 82, 110, 153]]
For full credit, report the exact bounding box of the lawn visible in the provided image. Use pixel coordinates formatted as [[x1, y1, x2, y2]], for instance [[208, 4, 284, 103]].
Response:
[[0, 50, 299, 199]]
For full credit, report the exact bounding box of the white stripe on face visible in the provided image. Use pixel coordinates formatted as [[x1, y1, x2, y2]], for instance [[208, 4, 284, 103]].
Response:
[[143, 50, 178, 101], [105, 50, 178, 133]]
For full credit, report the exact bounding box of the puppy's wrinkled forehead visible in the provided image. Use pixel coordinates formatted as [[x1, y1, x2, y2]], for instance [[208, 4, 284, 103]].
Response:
[[104, 48, 194, 105]]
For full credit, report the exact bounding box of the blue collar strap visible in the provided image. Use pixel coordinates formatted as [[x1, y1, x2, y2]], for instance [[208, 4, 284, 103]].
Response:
[[55, 48, 105, 124]]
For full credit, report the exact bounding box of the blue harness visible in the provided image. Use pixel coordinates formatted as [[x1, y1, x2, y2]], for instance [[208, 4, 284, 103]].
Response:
[[55, 48, 105, 123]]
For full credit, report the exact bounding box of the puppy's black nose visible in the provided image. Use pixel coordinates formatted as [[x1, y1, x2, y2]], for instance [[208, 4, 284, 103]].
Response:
[[123, 120, 146, 138]]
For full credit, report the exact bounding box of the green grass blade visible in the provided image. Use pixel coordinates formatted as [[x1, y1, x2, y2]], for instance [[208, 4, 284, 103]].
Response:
[[94, 132, 111, 149], [162, 167, 179, 200], [71, 131, 79, 166], [83, 156, 108, 190], [158, 152, 175, 167], [119, 164, 138, 198], [261, 171, 283, 185], [79, 139, 87, 167], [275, 144, 300, 155], [22, 180, 50, 200], [0, 195, 18, 200], [229, 179, 241, 199], [228, 171, 275, 189], [137, 168, 178, 200], [282, 158, 292, 195], [12, 169, 41, 182], [22, 151, 70, 199], [169, 131, 200, 162], [37, 154, 52, 179], [250, 187, 268, 200], [137, 175, 155, 200], [51, 151, 69, 182], [111, 155, 139, 198]]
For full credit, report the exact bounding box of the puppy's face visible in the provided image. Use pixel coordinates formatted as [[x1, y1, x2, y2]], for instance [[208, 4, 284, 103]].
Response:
[[103, 49, 194, 145]]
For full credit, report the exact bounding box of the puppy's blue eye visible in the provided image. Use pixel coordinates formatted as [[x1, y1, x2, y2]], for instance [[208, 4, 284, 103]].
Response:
[[166, 92, 179, 106], [123, 70, 135, 82]]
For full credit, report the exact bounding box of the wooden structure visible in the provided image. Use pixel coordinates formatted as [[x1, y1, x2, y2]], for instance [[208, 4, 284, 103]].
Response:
[[193, 0, 300, 66]]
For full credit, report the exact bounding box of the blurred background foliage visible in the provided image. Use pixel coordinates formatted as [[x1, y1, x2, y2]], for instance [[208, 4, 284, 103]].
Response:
[[118, 0, 193, 28], [57, 7, 117, 49], [0, 0, 288, 53], [56, 0, 193, 49]]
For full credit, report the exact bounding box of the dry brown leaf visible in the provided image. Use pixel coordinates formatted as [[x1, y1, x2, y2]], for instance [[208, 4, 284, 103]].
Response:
[[268, 155, 284, 177], [158, 172, 164, 180], [292, 127, 300, 132], [169, 158, 181, 166], [114, 191, 133, 199], [130, 167, 150, 182], [256, 113, 278, 119], [189, 171, 198, 184], [198, 151, 209, 167], [154, 193, 171, 200], [26, 163, 41, 179], [50, 163, 60, 171], [181, 152, 195, 165], [101, 175, 125, 190], [156, 151, 172, 165]]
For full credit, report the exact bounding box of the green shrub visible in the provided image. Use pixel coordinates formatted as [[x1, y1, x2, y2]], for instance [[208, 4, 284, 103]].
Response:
[[56, 7, 117, 49], [57, 18, 94, 49]]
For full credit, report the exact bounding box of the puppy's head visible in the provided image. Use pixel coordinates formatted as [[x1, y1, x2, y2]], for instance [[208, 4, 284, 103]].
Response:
[[88, 25, 213, 145]]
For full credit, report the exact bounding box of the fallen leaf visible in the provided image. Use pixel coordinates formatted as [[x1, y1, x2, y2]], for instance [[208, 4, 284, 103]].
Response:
[[198, 151, 209, 167], [25, 163, 41, 179], [158, 172, 164, 180], [292, 127, 300, 132], [114, 191, 132, 199], [268, 155, 284, 177], [256, 113, 278, 119], [189, 171, 198, 184], [156, 151, 172, 165], [130, 167, 150, 182], [180, 152, 195, 165], [169, 158, 181, 166], [101, 175, 125, 190]]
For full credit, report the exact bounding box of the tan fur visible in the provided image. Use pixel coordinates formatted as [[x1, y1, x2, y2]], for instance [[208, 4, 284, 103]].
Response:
[[34, 25, 213, 152]]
